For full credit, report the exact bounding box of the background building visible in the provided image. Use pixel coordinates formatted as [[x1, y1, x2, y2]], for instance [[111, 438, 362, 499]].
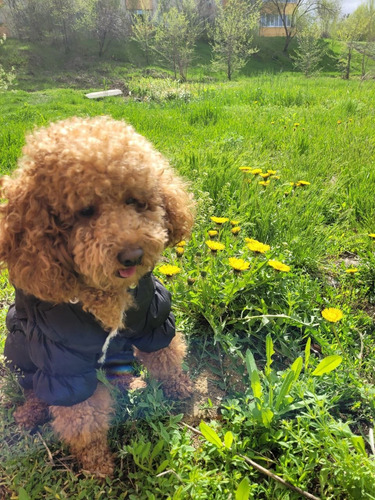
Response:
[[260, 0, 297, 37]]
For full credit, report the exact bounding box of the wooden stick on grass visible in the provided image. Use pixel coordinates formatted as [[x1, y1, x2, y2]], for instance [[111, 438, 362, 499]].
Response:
[[182, 422, 321, 500], [37, 431, 54, 464]]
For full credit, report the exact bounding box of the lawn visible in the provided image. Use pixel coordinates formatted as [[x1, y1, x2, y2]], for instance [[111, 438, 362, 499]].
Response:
[[1, 63, 375, 498]]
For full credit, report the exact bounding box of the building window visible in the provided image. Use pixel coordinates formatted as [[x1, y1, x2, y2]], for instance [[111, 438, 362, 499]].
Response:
[[260, 14, 291, 27]]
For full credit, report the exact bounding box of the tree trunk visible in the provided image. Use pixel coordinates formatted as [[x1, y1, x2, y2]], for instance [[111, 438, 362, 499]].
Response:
[[343, 46, 352, 80], [98, 32, 107, 57], [62, 19, 70, 53], [227, 59, 232, 81], [145, 44, 150, 65], [283, 32, 292, 53], [361, 52, 367, 79], [179, 61, 186, 82]]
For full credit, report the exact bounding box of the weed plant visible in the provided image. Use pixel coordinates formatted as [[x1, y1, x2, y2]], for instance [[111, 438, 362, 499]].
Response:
[[1, 73, 375, 498]]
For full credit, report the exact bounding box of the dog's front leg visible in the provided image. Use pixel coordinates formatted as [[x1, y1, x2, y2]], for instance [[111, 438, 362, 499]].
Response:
[[50, 384, 114, 477], [134, 332, 192, 399]]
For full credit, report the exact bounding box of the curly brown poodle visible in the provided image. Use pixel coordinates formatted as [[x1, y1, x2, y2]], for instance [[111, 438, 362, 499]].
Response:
[[0, 116, 194, 477]]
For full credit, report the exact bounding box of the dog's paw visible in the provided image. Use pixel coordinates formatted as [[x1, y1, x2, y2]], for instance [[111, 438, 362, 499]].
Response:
[[127, 377, 147, 390], [162, 373, 193, 400], [111, 374, 147, 391], [80, 448, 115, 478], [14, 396, 50, 429]]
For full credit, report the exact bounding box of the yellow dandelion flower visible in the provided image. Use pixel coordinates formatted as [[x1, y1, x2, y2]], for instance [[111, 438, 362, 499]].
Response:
[[259, 172, 271, 178], [210, 216, 229, 224], [273, 175, 280, 180], [290, 182, 296, 187], [296, 180, 310, 187], [321, 308, 343, 323], [271, 121, 275, 124], [294, 123, 300, 127], [239, 167, 252, 172], [230, 220, 239, 226], [345, 268, 358, 274], [268, 260, 291, 272], [368, 233, 375, 238], [208, 230, 218, 237], [158, 264, 181, 277], [176, 240, 186, 247], [176, 247, 185, 257], [228, 257, 250, 271], [259, 181, 270, 186], [246, 239, 270, 253], [231, 226, 241, 234], [205, 240, 225, 252], [251, 168, 262, 175], [337, 120, 342, 124], [267, 169, 277, 175]]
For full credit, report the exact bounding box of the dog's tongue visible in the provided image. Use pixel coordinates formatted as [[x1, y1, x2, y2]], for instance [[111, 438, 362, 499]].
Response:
[[118, 267, 136, 278]]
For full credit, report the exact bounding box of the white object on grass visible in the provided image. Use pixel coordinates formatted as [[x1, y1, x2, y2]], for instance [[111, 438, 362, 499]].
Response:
[[85, 89, 123, 99]]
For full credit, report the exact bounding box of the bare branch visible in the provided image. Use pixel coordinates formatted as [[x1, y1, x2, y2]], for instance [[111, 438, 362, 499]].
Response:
[[182, 422, 322, 500]]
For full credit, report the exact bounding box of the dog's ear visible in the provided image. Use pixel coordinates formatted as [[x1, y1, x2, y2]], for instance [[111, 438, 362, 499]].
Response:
[[159, 168, 195, 247], [0, 175, 78, 303]]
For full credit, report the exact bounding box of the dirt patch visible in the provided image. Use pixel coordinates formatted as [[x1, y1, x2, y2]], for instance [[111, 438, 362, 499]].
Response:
[[182, 367, 225, 426], [340, 251, 360, 268], [181, 345, 247, 426]]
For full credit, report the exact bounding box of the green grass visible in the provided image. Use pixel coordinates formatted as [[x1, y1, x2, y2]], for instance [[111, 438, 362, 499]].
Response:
[[2, 65, 375, 498]]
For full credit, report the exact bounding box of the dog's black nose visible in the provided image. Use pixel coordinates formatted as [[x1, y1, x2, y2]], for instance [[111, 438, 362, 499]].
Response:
[[118, 248, 143, 267]]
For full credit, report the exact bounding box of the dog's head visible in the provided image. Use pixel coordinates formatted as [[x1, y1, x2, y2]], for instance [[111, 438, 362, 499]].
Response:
[[0, 116, 194, 304]]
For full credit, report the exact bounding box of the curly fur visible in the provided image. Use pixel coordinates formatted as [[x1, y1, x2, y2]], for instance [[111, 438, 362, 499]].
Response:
[[1, 116, 194, 476], [51, 384, 115, 477], [135, 332, 192, 399], [13, 390, 49, 428]]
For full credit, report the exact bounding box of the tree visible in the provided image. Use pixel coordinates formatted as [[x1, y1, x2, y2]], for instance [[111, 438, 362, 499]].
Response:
[[3, 0, 84, 51], [81, 0, 129, 57], [208, 0, 259, 81], [0, 34, 16, 90], [153, 0, 200, 81], [2, 0, 48, 40], [131, 7, 156, 65], [196, 0, 218, 24], [291, 24, 327, 76], [262, 0, 336, 53], [46, 0, 83, 53], [336, 5, 372, 79], [315, 0, 341, 37], [348, 1, 375, 77]]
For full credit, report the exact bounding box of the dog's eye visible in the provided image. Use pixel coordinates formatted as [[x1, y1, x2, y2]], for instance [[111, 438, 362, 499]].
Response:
[[125, 198, 147, 211], [137, 201, 147, 210], [79, 206, 95, 217]]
